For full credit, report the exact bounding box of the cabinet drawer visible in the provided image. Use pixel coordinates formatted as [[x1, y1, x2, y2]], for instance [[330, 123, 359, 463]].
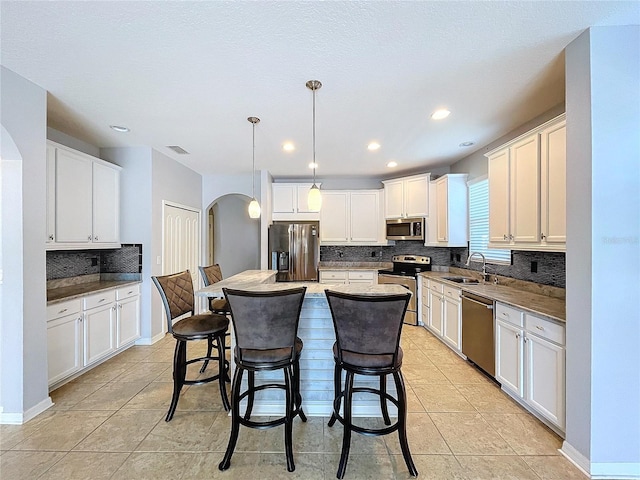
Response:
[[429, 280, 444, 293], [421, 277, 429, 290], [348, 271, 374, 281], [47, 299, 82, 321], [495, 303, 524, 327], [525, 314, 565, 345], [320, 271, 348, 282], [84, 290, 116, 310], [116, 284, 140, 300], [443, 286, 461, 301]]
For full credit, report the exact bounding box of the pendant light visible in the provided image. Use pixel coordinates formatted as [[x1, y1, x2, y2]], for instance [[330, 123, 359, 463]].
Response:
[[247, 116, 261, 219], [306, 80, 322, 212]]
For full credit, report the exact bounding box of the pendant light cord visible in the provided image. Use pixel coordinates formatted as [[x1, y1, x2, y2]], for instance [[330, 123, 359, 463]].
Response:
[[312, 85, 316, 185], [252, 120, 256, 198]]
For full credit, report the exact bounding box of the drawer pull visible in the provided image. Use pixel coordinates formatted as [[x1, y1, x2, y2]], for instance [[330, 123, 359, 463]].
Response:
[[58, 308, 68, 314], [98, 298, 106, 303], [128, 290, 133, 294], [535, 325, 545, 331]]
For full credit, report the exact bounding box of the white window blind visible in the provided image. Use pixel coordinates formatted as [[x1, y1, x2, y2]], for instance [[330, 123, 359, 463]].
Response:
[[468, 178, 511, 265]]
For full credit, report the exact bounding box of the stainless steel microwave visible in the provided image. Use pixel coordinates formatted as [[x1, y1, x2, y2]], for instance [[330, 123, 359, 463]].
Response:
[[386, 218, 424, 240]]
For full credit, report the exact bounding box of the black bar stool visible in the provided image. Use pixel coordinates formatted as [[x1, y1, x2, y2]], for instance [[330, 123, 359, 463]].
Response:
[[199, 264, 231, 374], [152, 270, 230, 421], [324, 289, 417, 479], [219, 287, 307, 473]]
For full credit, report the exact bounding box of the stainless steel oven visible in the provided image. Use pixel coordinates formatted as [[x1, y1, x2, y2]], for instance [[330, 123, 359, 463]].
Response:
[[378, 255, 431, 325]]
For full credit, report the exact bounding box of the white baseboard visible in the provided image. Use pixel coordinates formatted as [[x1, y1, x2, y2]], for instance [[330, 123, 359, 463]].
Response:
[[561, 441, 640, 479], [135, 331, 166, 346], [0, 396, 54, 425]]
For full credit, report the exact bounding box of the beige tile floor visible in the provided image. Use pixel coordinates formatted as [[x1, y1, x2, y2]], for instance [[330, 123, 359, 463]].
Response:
[[1, 326, 586, 479]]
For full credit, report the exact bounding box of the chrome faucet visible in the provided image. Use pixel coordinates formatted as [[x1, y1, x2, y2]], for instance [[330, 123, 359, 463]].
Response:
[[466, 251, 490, 282]]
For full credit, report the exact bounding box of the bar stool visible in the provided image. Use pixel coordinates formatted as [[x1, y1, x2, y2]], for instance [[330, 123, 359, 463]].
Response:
[[152, 270, 230, 421], [218, 287, 307, 473], [324, 289, 417, 479], [199, 264, 231, 373]]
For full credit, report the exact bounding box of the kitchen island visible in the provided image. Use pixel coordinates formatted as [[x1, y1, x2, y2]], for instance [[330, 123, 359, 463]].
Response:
[[196, 270, 411, 417]]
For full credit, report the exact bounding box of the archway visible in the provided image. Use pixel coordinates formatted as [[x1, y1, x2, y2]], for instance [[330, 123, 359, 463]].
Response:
[[206, 193, 260, 278]]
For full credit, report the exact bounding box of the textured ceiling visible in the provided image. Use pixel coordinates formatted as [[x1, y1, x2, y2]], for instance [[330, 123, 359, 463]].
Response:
[[1, 1, 638, 178]]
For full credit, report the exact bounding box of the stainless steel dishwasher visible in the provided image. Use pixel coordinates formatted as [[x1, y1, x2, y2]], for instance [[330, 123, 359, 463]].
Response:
[[461, 292, 495, 377]]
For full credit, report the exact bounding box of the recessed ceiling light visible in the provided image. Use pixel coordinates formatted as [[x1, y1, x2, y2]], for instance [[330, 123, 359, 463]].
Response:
[[308, 162, 318, 169], [431, 109, 450, 120], [283, 142, 295, 152], [459, 141, 475, 147], [387, 161, 398, 168], [109, 125, 130, 133], [367, 142, 381, 151]]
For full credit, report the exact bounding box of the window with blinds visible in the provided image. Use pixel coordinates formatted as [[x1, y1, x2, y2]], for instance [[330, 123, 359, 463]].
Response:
[[468, 177, 512, 265]]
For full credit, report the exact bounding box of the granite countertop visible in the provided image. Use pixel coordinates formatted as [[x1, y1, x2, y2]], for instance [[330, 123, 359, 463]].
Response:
[[317, 261, 392, 271], [420, 271, 565, 324], [48, 278, 141, 304]]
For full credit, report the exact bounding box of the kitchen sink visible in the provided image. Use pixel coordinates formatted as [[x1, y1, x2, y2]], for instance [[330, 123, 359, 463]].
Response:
[[442, 276, 480, 284]]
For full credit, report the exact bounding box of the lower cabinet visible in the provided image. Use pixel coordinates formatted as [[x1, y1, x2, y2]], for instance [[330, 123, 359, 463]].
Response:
[[47, 284, 141, 388], [319, 270, 377, 285], [426, 279, 464, 352], [495, 302, 566, 433]]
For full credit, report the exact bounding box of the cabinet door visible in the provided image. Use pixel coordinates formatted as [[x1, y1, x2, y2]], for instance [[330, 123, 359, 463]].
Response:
[[319, 270, 348, 284], [435, 178, 449, 242], [84, 303, 117, 365], [510, 135, 540, 243], [46, 145, 56, 243], [540, 121, 566, 244], [495, 320, 524, 397], [319, 191, 349, 243], [443, 296, 461, 351], [92, 162, 120, 244], [47, 313, 84, 386], [384, 180, 404, 218], [55, 148, 93, 243], [295, 184, 315, 213], [488, 148, 510, 243], [404, 175, 429, 217], [117, 295, 140, 347], [349, 191, 379, 243], [428, 291, 444, 336], [272, 184, 296, 213], [526, 334, 565, 429]]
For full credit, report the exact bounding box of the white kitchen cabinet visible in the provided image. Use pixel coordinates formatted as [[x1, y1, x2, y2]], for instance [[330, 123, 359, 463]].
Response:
[[426, 174, 468, 247], [46, 141, 122, 249], [495, 302, 566, 433], [47, 284, 141, 388], [427, 281, 444, 337], [442, 285, 462, 351], [420, 277, 429, 326], [382, 173, 430, 219], [319, 270, 377, 285], [83, 290, 117, 365], [486, 114, 566, 251], [47, 299, 83, 386], [116, 285, 141, 347], [320, 190, 385, 245], [272, 183, 321, 220], [540, 120, 567, 244]]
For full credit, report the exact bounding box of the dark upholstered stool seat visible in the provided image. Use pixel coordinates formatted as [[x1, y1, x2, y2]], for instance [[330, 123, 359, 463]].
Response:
[[172, 313, 229, 338], [152, 270, 230, 422], [210, 298, 229, 312], [332, 344, 403, 369], [236, 338, 303, 365]]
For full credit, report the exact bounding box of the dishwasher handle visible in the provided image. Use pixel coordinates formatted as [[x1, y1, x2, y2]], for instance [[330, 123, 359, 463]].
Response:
[[462, 295, 494, 309]]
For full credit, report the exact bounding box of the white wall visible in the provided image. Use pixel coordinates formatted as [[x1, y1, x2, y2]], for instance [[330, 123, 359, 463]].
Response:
[[100, 147, 154, 341], [47, 127, 99, 157], [0, 66, 50, 422], [564, 26, 640, 477]]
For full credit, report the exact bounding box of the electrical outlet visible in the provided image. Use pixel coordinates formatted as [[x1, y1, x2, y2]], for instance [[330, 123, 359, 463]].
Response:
[[371, 251, 376, 258], [91, 257, 98, 267], [456, 254, 461, 262], [531, 261, 538, 273]]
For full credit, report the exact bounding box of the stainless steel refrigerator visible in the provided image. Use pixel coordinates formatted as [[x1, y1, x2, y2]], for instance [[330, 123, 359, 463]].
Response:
[[268, 222, 319, 282]]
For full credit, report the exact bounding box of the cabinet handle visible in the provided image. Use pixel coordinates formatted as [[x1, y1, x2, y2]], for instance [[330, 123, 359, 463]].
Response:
[[509, 234, 514, 240], [58, 308, 68, 314], [503, 234, 508, 240], [119, 304, 123, 309], [535, 325, 544, 331], [49, 234, 54, 240], [524, 336, 528, 343], [88, 235, 92, 240], [94, 236, 99, 241], [79, 317, 83, 322], [515, 333, 520, 339], [112, 305, 117, 311], [540, 233, 546, 240], [128, 290, 133, 295]]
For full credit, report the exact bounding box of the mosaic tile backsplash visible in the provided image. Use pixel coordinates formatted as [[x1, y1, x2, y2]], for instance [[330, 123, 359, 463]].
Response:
[[46, 244, 142, 280], [321, 242, 565, 288]]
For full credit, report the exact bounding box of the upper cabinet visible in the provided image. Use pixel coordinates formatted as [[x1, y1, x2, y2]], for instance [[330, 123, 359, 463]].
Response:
[[425, 174, 468, 247], [272, 183, 321, 221], [46, 141, 121, 250], [319, 189, 386, 245], [382, 173, 430, 219], [486, 114, 566, 251]]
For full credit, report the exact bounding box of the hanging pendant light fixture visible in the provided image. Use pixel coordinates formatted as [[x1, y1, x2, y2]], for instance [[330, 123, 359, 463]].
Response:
[[306, 80, 322, 212], [247, 116, 261, 219]]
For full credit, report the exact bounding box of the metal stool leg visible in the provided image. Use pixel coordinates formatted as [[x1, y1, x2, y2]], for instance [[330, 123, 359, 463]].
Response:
[[219, 366, 244, 471], [336, 370, 355, 479], [166, 339, 186, 422], [380, 375, 391, 425], [393, 370, 417, 477], [216, 333, 230, 411], [328, 363, 341, 427]]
